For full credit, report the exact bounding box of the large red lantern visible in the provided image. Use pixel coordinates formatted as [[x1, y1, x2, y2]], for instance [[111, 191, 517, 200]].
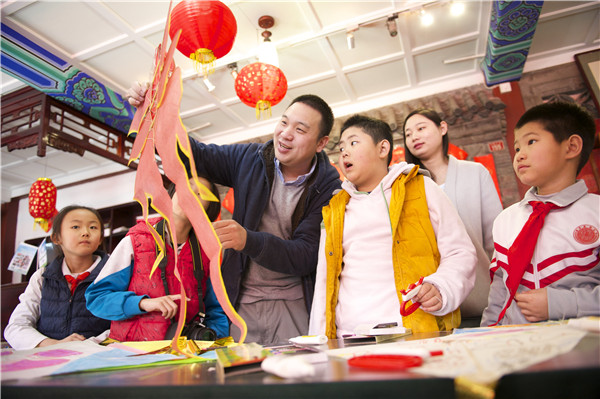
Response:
[[28, 178, 58, 232], [169, 0, 237, 76], [234, 62, 287, 119]]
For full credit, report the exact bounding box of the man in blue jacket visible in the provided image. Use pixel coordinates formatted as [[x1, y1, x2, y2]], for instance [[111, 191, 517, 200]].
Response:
[[127, 90, 341, 344]]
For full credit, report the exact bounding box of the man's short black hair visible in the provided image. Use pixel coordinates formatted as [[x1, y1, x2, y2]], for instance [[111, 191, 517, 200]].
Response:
[[340, 114, 394, 165], [516, 102, 596, 174], [289, 94, 334, 139]]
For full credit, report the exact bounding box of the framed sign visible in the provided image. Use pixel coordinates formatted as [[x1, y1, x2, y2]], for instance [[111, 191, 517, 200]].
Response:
[[575, 49, 600, 112]]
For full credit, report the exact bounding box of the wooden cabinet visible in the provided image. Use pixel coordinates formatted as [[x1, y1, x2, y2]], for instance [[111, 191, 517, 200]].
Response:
[[98, 201, 142, 254]]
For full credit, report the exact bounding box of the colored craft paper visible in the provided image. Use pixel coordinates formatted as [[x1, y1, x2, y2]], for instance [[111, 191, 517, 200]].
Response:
[[0, 341, 111, 381], [52, 348, 183, 375], [127, 0, 247, 350], [326, 322, 586, 385]]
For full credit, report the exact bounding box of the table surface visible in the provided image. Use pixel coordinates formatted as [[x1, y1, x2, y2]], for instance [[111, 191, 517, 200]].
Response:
[[2, 331, 599, 399]]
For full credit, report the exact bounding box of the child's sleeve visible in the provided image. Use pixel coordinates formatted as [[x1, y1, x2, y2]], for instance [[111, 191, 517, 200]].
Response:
[[480, 259, 508, 326], [203, 279, 230, 338], [308, 228, 328, 335], [547, 282, 600, 320], [3, 269, 50, 350], [421, 177, 477, 315], [85, 237, 147, 321]]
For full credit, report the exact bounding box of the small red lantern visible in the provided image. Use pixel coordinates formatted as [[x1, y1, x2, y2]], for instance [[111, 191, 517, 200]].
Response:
[[28, 178, 58, 232], [169, 0, 237, 76], [234, 62, 287, 119]]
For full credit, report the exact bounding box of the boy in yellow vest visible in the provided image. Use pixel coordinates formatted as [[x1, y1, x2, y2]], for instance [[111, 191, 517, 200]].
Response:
[[309, 115, 477, 338]]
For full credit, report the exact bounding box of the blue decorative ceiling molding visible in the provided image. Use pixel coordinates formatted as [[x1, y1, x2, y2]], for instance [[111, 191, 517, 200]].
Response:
[[481, 1, 544, 87], [1, 22, 134, 133]]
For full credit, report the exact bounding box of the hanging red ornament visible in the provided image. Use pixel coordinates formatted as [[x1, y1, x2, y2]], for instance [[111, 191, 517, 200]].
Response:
[[234, 62, 288, 119], [169, 0, 237, 76], [28, 178, 58, 232]]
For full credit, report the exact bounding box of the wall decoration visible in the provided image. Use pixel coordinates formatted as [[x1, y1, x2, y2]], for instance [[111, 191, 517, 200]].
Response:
[[481, 1, 544, 86], [0, 23, 134, 133], [574, 49, 600, 112]]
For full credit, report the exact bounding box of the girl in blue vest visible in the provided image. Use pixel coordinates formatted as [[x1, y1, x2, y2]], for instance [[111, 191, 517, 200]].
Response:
[[4, 206, 111, 350], [86, 177, 229, 341]]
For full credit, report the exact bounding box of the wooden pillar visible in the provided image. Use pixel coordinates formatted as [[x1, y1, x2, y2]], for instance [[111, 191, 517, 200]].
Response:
[[1, 198, 20, 284], [492, 81, 530, 198]]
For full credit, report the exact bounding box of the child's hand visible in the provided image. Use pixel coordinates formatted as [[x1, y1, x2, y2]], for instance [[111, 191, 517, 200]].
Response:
[[213, 220, 247, 251], [413, 283, 443, 313], [37, 333, 86, 347], [515, 288, 548, 322], [139, 294, 185, 319]]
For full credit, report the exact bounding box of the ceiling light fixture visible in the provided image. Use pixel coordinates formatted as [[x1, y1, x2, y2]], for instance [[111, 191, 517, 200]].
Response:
[[420, 9, 434, 27], [228, 62, 238, 80], [346, 31, 355, 49], [346, 25, 358, 50], [450, 2, 465, 17], [386, 14, 398, 37], [258, 15, 279, 67], [203, 77, 216, 92]]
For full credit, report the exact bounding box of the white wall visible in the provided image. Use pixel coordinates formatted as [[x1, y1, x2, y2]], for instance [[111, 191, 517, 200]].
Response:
[[12, 171, 137, 282]]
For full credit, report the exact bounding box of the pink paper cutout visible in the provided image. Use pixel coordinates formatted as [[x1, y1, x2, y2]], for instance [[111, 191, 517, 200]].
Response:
[[2, 358, 69, 372], [35, 349, 82, 357]]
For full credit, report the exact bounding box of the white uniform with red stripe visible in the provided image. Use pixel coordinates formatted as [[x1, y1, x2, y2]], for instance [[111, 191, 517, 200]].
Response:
[[481, 180, 600, 326]]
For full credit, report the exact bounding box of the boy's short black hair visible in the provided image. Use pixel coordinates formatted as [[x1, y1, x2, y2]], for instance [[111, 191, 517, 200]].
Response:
[[289, 94, 334, 139], [516, 102, 596, 174], [167, 176, 221, 222], [340, 114, 394, 165]]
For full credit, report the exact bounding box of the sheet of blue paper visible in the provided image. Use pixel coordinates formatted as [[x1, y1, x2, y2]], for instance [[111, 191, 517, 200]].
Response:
[[53, 348, 183, 375]]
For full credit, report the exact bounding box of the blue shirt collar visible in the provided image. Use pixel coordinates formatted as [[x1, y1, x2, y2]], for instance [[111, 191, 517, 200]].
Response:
[[274, 157, 317, 186]]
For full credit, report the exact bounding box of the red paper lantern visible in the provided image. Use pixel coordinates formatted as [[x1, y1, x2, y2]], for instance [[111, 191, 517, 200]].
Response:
[[169, 0, 237, 76], [28, 178, 58, 232], [234, 62, 287, 119]]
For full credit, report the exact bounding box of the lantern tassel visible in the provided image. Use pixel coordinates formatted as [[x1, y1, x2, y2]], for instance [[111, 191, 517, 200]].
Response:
[[255, 100, 272, 120], [191, 48, 216, 77]]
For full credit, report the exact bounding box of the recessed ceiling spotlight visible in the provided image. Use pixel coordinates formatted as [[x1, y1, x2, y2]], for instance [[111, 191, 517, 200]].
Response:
[[420, 9, 434, 27], [450, 2, 465, 17]]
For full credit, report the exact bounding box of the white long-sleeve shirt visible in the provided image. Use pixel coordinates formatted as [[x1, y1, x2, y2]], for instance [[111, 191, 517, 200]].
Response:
[[309, 163, 477, 337], [4, 257, 109, 350]]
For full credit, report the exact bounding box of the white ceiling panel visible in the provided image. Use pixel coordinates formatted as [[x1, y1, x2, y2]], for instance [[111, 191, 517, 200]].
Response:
[[346, 58, 409, 99], [413, 39, 479, 83]]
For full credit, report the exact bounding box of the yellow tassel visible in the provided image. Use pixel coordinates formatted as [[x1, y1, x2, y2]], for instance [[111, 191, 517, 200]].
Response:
[[190, 49, 216, 77], [255, 100, 272, 120], [34, 218, 50, 233]]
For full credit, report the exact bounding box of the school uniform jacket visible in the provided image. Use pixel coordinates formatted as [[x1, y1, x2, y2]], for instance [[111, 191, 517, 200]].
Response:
[[481, 181, 600, 326]]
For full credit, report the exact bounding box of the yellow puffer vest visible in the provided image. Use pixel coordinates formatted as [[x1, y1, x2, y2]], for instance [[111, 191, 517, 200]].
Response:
[[322, 166, 461, 338]]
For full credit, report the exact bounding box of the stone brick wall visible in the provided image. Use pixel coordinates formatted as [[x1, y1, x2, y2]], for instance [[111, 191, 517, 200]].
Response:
[[220, 61, 597, 216]]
